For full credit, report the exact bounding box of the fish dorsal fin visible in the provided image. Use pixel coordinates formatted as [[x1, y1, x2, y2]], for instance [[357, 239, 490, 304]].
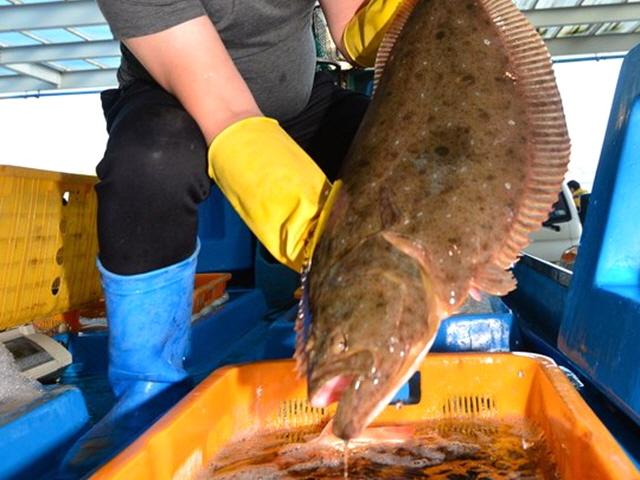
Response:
[[471, 0, 571, 296], [373, 0, 420, 95], [294, 267, 313, 378], [294, 311, 307, 378], [471, 263, 516, 297]]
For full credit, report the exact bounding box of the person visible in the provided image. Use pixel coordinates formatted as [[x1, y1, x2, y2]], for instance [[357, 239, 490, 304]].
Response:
[[60, 0, 406, 474], [567, 180, 589, 212]]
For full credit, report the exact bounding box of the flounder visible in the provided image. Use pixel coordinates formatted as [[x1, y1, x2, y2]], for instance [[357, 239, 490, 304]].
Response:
[[297, 0, 570, 440]]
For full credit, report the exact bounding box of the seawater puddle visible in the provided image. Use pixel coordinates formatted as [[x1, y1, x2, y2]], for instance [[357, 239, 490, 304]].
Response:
[[200, 419, 560, 479]]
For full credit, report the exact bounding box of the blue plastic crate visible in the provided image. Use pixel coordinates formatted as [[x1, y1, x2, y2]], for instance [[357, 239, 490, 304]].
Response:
[[559, 45, 640, 426], [261, 296, 514, 361], [0, 386, 89, 480], [186, 289, 268, 383], [196, 185, 254, 273], [431, 296, 513, 353]]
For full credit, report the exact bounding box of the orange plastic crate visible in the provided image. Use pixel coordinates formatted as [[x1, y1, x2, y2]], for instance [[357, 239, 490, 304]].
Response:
[[192, 273, 231, 315], [61, 273, 231, 332], [93, 353, 639, 479]]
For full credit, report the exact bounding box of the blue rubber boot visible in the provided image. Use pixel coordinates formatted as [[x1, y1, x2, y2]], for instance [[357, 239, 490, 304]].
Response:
[[58, 245, 199, 478]]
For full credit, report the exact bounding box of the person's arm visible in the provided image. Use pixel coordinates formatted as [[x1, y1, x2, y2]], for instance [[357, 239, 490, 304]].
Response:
[[123, 16, 260, 144], [98, 9, 336, 271], [318, 0, 365, 56], [320, 0, 405, 68]]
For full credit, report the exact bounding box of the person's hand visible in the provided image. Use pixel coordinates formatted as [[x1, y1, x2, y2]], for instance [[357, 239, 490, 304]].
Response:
[[342, 0, 405, 67], [208, 116, 341, 272]]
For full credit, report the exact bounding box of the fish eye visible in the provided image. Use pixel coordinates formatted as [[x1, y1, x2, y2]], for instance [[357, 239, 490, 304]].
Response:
[[333, 332, 349, 353]]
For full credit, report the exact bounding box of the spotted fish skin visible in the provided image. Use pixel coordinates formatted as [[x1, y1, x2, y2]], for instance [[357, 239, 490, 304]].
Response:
[[299, 0, 570, 440]]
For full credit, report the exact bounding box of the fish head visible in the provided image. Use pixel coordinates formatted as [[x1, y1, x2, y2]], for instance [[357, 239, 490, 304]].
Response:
[[306, 234, 442, 440]]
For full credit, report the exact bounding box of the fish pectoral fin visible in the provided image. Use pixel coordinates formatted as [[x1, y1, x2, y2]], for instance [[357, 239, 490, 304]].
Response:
[[381, 230, 444, 332], [373, 0, 420, 95], [381, 231, 426, 263], [471, 262, 516, 297]]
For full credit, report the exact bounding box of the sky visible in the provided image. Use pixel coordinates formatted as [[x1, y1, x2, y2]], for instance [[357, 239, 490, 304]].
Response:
[[0, 57, 624, 191], [552, 57, 623, 191]]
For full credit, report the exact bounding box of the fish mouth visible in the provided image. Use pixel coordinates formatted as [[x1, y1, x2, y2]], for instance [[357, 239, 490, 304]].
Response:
[[310, 372, 396, 440], [331, 369, 406, 441], [307, 350, 403, 441], [309, 374, 355, 408], [307, 350, 373, 409], [309, 335, 439, 441]]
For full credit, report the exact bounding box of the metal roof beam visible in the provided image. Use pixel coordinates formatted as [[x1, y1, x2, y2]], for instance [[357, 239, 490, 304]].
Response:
[[0, 1, 107, 33], [0, 75, 52, 94], [4, 63, 61, 85], [60, 69, 117, 89], [1, 2, 638, 37], [0, 40, 119, 65], [524, 4, 640, 28], [547, 32, 640, 57], [0, 69, 117, 96]]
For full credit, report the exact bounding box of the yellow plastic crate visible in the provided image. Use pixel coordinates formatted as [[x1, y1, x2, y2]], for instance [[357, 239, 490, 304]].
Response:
[[0, 165, 101, 329], [94, 353, 639, 479]]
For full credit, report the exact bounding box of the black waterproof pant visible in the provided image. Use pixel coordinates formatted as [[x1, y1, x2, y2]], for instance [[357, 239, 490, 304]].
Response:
[[96, 72, 369, 275]]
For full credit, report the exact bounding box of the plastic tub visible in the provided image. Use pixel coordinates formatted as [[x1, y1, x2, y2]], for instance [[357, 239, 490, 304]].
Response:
[[93, 353, 639, 479]]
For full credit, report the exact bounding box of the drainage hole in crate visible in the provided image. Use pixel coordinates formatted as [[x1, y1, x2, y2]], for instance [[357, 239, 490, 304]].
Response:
[[442, 395, 496, 418], [62, 191, 70, 206], [275, 399, 329, 429], [55, 248, 64, 265]]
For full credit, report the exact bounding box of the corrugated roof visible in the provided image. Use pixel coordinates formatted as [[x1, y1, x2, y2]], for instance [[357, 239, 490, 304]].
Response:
[[0, 0, 639, 96]]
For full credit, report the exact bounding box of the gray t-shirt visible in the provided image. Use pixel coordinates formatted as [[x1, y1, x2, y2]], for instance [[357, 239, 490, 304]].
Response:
[[97, 0, 317, 121]]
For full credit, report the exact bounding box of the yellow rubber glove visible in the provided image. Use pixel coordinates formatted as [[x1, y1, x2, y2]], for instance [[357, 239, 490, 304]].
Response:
[[342, 0, 405, 68], [208, 117, 341, 272]]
